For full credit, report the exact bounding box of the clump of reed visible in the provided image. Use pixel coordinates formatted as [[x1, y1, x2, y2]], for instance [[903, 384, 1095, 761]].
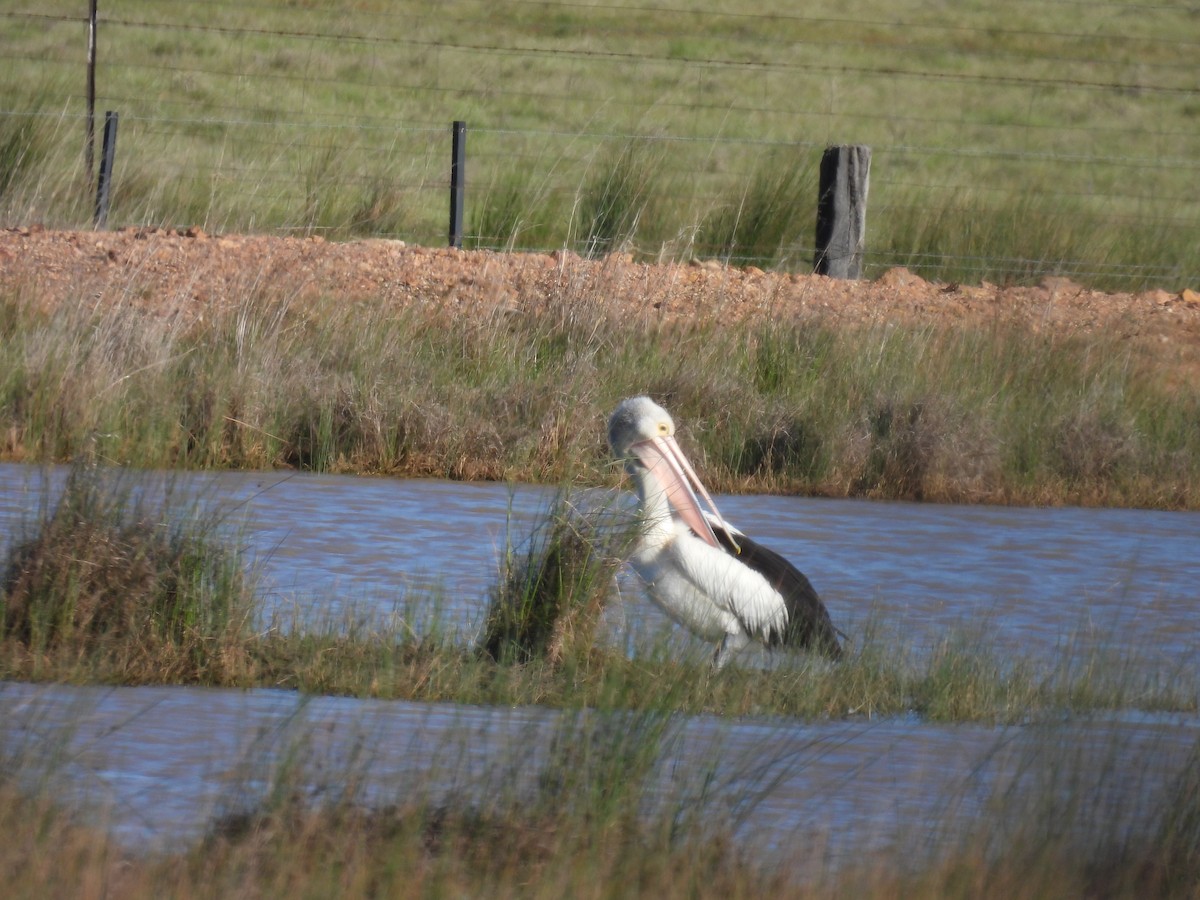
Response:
[[694, 152, 817, 266], [3, 278, 1197, 509], [0, 93, 54, 204], [0, 89, 93, 227], [468, 165, 562, 252], [0, 460, 254, 680], [571, 138, 666, 258], [479, 489, 637, 666]]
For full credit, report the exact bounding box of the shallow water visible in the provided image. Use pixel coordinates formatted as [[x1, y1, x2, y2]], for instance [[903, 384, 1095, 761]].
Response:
[[2, 680, 1196, 873], [2, 463, 1197, 664], [2, 463, 1199, 869]]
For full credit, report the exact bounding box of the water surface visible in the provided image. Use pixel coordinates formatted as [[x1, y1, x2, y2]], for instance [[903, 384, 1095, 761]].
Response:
[[2, 463, 1196, 664], [2, 463, 1199, 870], [3, 681, 1196, 871]]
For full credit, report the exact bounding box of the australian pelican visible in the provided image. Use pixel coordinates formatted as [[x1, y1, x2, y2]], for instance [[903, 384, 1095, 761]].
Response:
[[608, 396, 842, 668]]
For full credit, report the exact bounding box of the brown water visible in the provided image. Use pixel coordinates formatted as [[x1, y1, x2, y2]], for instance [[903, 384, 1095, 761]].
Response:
[[2, 463, 1199, 869]]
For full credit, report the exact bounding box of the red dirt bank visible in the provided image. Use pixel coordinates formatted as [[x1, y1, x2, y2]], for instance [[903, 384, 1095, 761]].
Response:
[[3, 227, 1198, 378]]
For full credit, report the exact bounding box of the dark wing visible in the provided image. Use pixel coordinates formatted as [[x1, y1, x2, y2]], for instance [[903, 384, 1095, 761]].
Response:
[[711, 525, 842, 660]]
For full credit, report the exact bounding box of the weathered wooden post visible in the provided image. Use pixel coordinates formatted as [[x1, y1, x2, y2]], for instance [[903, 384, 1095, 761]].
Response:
[[94, 110, 118, 228], [449, 120, 466, 248], [813, 144, 870, 279]]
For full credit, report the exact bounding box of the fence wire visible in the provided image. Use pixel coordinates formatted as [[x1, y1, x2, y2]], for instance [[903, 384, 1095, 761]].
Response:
[[0, 1, 1197, 290]]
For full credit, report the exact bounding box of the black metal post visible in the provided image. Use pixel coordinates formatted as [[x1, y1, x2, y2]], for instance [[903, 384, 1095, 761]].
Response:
[[449, 120, 466, 248], [94, 110, 118, 228], [86, 0, 98, 180]]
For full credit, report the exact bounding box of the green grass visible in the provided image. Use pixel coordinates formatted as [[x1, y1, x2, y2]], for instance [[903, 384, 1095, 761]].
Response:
[[1, 458, 255, 682], [172, 616, 1197, 722], [2, 281, 1197, 509], [1, 1, 1196, 289]]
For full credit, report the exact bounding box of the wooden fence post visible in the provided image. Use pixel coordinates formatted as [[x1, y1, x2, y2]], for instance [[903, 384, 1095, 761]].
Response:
[[449, 120, 466, 248], [813, 144, 870, 279], [94, 110, 118, 228]]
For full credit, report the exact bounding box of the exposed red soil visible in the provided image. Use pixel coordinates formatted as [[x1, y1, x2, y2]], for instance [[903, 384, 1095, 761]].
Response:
[[3, 226, 1199, 380]]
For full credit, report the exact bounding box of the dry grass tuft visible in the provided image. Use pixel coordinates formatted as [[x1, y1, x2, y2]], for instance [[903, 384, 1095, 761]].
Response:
[[479, 490, 636, 666], [1, 460, 254, 680]]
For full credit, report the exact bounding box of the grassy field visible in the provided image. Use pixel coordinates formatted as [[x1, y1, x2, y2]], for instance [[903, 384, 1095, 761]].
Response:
[[2, 4, 1199, 891], [1, 1, 1197, 288]]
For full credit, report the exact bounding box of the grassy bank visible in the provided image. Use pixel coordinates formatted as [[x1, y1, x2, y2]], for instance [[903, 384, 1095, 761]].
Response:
[[7, 614, 1195, 724], [2, 281, 1198, 509]]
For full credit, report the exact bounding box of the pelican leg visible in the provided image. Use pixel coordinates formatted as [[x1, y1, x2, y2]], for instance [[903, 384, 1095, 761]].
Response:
[[712, 631, 750, 670]]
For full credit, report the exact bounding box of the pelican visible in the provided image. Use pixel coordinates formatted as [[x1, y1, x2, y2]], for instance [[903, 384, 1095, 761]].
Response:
[[608, 396, 842, 668]]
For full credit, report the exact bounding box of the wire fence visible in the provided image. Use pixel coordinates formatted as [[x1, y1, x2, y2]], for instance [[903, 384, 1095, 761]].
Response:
[[1, 0, 1197, 289]]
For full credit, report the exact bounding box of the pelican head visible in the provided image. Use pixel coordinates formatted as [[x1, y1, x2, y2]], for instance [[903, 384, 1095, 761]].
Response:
[[607, 396, 728, 549], [607, 396, 675, 464]]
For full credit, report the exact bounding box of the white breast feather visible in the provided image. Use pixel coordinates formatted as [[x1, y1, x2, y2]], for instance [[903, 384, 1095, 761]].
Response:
[[633, 524, 787, 642]]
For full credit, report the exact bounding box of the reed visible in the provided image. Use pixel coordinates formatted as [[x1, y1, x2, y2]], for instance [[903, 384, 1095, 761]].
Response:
[[695, 152, 818, 266], [479, 488, 637, 665], [571, 138, 666, 258], [0, 92, 54, 204], [0, 459, 255, 681], [468, 164, 562, 252], [2, 282, 1197, 509]]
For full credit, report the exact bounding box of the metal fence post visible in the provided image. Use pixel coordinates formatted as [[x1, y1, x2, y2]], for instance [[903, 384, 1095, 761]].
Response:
[[813, 144, 871, 279], [449, 120, 466, 248], [94, 110, 118, 228], [86, 0, 99, 181]]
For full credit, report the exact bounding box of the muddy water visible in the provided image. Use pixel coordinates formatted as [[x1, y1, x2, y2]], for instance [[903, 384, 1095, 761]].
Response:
[[2, 463, 1199, 866]]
